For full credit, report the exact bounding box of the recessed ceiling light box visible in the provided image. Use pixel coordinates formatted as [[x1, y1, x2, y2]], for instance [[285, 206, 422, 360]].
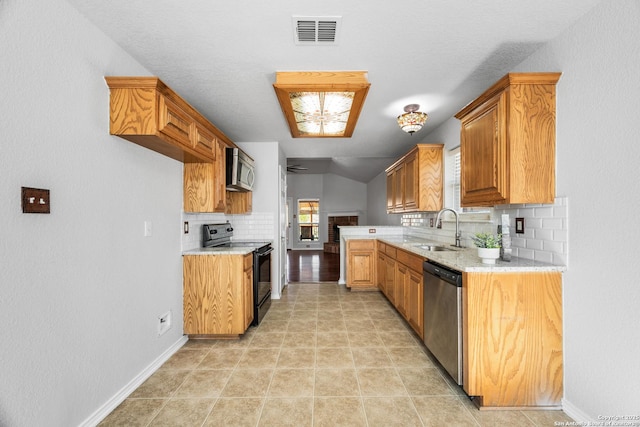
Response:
[[273, 71, 370, 138]]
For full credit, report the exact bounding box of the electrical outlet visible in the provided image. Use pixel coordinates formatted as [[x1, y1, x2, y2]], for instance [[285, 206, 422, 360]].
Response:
[[158, 311, 171, 336], [430, 218, 434, 227], [184, 221, 189, 234], [368, 228, 376, 233]]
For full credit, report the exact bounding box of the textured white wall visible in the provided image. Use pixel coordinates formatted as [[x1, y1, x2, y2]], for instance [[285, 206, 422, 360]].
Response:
[[513, 0, 640, 419], [366, 172, 402, 226], [0, 0, 185, 425]]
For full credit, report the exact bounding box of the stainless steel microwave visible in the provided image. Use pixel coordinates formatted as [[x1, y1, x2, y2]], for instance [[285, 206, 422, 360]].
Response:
[[226, 147, 255, 192]]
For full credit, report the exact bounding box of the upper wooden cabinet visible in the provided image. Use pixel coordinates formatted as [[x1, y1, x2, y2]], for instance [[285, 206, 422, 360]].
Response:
[[105, 76, 233, 163], [106, 77, 252, 214], [183, 140, 227, 213], [455, 73, 561, 207], [386, 144, 444, 213]]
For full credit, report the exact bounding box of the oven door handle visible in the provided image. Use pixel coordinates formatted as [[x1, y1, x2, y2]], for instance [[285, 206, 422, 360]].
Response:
[[258, 247, 274, 256]]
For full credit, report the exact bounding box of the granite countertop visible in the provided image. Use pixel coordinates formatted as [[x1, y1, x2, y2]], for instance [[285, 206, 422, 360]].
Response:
[[183, 247, 255, 255], [344, 234, 566, 273]]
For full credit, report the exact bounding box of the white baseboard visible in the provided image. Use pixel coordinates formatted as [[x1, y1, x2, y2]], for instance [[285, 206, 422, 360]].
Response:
[[79, 335, 188, 427], [562, 398, 593, 424]]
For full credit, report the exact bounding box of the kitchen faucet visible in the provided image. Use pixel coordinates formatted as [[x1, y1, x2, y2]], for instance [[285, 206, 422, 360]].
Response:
[[435, 208, 462, 248]]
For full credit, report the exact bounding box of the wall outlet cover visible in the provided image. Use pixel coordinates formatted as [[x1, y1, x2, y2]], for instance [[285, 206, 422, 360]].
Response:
[[158, 311, 171, 336]]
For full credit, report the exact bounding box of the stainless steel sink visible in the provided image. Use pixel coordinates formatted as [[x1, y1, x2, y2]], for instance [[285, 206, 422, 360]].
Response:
[[417, 245, 453, 252]]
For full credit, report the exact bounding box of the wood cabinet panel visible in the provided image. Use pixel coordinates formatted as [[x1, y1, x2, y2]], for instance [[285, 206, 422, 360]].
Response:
[[346, 240, 376, 290], [386, 173, 395, 212], [243, 254, 254, 330], [462, 271, 563, 407], [394, 263, 408, 317], [105, 77, 227, 163], [384, 255, 396, 304], [376, 247, 386, 295], [386, 144, 443, 213], [192, 122, 216, 158], [225, 191, 253, 214], [183, 254, 253, 336], [158, 95, 193, 148], [407, 268, 424, 339], [456, 73, 560, 206]]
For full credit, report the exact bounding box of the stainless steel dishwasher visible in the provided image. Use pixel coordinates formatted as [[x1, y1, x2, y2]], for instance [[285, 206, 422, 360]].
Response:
[[423, 261, 463, 385]]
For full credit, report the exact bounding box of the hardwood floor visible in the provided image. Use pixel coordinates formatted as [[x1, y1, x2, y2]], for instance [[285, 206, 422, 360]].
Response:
[[286, 249, 340, 282]]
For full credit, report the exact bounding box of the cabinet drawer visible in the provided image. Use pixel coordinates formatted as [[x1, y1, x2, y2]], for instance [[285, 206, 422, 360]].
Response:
[[348, 239, 375, 250], [385, 245, 397, 258], [397, 249, 424, 272]]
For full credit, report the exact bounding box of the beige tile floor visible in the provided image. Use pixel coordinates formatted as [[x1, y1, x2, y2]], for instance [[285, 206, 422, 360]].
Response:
[[99, 282, 575, 426]]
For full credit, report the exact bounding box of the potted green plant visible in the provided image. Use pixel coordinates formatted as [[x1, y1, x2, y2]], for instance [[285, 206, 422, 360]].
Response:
[[471, 232, 502, 264]]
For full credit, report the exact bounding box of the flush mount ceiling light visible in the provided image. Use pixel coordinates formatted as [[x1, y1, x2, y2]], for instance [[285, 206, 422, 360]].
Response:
[[397, 104, 429, 135], [273, 71, 370, 138]]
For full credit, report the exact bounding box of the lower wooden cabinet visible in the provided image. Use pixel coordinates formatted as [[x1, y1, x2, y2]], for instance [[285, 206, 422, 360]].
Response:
[[373, 242, 424, 338], [393, 248, 424, 338], [463, 271, 563, 408], [394, 263, 408, 317], [183, 253, 254, 336], [406, 267, 424, 339], [346, 239, 377, 290]]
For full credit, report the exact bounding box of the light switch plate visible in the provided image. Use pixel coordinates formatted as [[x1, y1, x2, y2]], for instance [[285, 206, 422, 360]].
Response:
[[22, 187, 50, 214]]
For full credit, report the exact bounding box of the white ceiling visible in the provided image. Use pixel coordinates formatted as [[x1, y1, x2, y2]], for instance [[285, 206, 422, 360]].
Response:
[[66, 0, 602, 182]]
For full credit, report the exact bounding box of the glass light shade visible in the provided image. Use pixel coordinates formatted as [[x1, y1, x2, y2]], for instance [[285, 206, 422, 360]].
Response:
[[273, 71, 370, 138], [289, 91, 354, 136], [397, 111, 429, 134]]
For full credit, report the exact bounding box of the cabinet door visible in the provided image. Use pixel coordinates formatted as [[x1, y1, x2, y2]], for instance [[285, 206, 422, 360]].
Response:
[[158, 95, 193, 147], [377, 248, 386, 294], [418, 145, 444, 212], [403, 151, 418, 211], [226, 191, 253, 214], [347, 240, 375, 288], [183, 255, 246, 335], [183, 139, 226, 213], [395, 263, 408, 318], [384, 256, 396, 304], [393, 166, 404, 211], [460, 92, 508, 206], [386, 173, 394, 213], [407, 268, 424, 338]]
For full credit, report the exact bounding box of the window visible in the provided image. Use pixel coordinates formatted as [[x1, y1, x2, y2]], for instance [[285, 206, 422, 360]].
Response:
[[446, 147, 462, 212], [298, 199, 319, 241]]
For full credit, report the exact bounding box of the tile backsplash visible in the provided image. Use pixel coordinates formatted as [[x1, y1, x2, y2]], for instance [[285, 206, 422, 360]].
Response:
[[182, 212, 275, 251], [402, 197, 568, 266]]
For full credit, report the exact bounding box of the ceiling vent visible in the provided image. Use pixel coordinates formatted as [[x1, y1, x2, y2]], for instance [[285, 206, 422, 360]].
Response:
[[293, 16, 341, 45]]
